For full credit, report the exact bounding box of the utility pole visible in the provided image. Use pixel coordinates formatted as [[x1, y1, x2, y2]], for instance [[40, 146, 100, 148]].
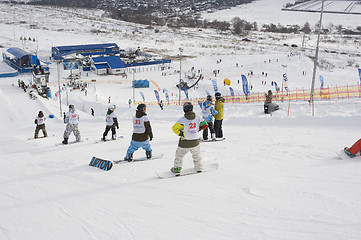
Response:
[[310, 0, 325, 115], [178, 47, 183, 105]]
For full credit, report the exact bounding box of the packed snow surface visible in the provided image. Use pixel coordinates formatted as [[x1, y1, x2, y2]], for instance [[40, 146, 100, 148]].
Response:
[[0, 0, 360, 239]]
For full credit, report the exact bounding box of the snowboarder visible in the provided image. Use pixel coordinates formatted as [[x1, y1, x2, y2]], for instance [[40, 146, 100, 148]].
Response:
[[34, 111, 47, 138], [264, 90, 279, 114], [102, 105, 119, 141], [62, 104, 81, 144], [344, 139, 361, 158], [128, 99, 132, 108], [159, 100, 164, 110], [198, 95, 218, 140], [91, 108, 94, 116], [171, 102, 208, 176], [214, 92, 225, 138], [124, 104, 153, 161]]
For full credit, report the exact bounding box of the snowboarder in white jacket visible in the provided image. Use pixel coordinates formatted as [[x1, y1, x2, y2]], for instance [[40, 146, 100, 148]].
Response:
[[62, 104, 81, 144], [171, 102, 208, 176], [34, 111, 47, 138], [102, 105, 119, 141]]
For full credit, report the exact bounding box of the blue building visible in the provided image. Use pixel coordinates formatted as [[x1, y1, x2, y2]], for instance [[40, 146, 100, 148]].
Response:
[[90, 56, 126, 75], [2, 47, 47, 73], [52, 43, 120, 60]]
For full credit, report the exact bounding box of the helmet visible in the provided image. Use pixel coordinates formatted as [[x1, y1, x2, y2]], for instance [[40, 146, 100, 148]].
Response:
[[183, 102, 193, 113], [137, 104, 146, 112], [215, 92, 222, 100], [108, 105, 115, 111], [206, 95, 212, 101], [69, 104, 74, 109]]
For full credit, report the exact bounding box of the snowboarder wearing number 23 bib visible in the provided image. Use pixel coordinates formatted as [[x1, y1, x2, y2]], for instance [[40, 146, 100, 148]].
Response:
[[124, 104, 153, 161], [171, 102, 208, 176]]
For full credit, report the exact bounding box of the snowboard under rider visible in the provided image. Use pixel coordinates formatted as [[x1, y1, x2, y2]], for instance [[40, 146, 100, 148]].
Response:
[[124, 104, 153, 161], [198, 95, 218, 140], [34, 111, 48, 138], [62, 104, 81, 144], [102, 105, 119, 141], [171, 102, 208, 176]]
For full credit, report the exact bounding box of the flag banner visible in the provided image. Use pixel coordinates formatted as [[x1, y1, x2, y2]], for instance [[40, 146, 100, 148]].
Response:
[[282, 72, 289, 91], [206, 90, 211, 96], [211, 79, 218, 93], [139, 92, 145, 102], [358, 69, 361, 83], [274, 82, 279, 92], [163, 88, 170, 102], [320, 75, 324, 88], [241, 75, 250, 96], [229, 87, 234, 96], [154, 90, 160, 102], [182, 87, 189, 100]]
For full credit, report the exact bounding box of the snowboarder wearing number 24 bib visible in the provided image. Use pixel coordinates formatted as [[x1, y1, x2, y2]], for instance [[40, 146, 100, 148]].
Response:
[[171, 102, 208, 176], [124, 104, 153, 161]]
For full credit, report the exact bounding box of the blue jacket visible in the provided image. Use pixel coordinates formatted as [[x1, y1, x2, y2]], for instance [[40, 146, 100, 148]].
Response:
[[198, 101, 218, 122]]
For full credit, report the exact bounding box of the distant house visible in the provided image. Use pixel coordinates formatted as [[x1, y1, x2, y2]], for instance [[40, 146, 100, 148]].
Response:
[[90, 56, 126, 75], [52, 43, 121, 61]]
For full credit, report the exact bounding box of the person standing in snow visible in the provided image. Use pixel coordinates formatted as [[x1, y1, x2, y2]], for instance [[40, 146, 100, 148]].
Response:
[[171, 102, 208, 176], [62, 104, 81, 144], [102, 105, 119, 141], [128, 99, 132, 108], [198, 95, 218, 140], [34, 111, 47, 138], [124, 104, 153, 161], [344, 139, 361, 158], [214, 92, 225, 138]]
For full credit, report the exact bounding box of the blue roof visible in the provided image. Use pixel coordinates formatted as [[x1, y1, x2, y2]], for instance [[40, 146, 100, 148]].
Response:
[[7, 47, 32, 59], [54, 43, 118, 52], [92, 56, 126, 69]]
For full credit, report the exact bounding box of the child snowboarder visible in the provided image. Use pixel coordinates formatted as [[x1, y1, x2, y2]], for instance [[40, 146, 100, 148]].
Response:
[[62, 104, 81, 144], [171, 102, 208, 176], [199, 95, 218, 140], [264, 90, 279, 114], [214, 92, 225, 138], [102, 105, 119, 141], [34, 111, 47, 138], [124, 104, 153, 161]]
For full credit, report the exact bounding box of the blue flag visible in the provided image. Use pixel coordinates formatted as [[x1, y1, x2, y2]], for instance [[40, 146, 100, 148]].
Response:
[[241, 75, 250, 96], [274, 82, 279, 93], [320, 75, 324, 88], [211, 80, 218, 93], [229, 87, 234, 96], [182, 88, 189, 100], [163, 88, 170, 102], [282, 72, 289, 91], [205, 90, 211, 96], [154, 90, 160, 102], [139, 92, 145, 102], [358, 69, 361, 83]]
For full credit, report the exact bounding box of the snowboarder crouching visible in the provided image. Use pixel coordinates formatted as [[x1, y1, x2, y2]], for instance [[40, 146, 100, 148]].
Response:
[[344, 138, 361, 158], [171, 102, 208, 176], [62, 104, 81, 144], [264, 90, 279, 114], [124, 104, 153, 161], [34, 111, 47, 138], [102, 105, 119, 141]]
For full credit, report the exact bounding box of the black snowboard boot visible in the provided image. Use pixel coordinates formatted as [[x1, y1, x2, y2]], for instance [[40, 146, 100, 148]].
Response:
[[62, 138, 68, 144], [146, 151, 152, 159], [124, 153, 133, 162]]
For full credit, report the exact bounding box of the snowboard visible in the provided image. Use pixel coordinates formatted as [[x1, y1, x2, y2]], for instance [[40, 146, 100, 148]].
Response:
[[157, 163, 219, 179], [113, 153, 164, 164], [28, 134, 55, 140], [336, 150, 359, 160], [200, 137, 225, 142], [55, 138, 89, 146], [95, 136, 124, 143], [89, 156, 113, 171]]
